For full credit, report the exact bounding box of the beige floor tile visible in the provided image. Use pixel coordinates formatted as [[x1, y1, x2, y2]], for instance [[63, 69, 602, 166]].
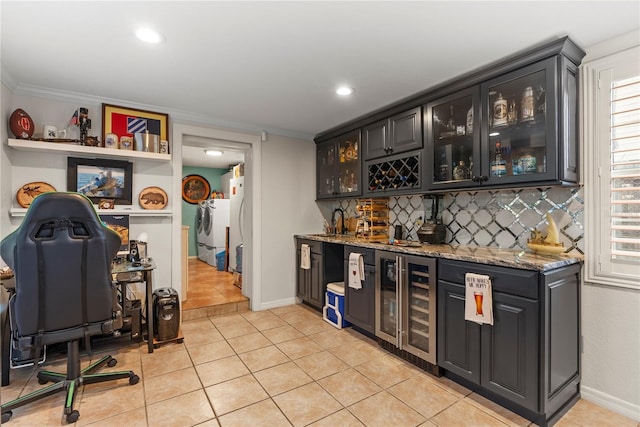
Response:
[[318, 368, 382, 407], [205, 374, 269, 416], [195, 355, 250, 387], [78, 406, 148, 426], [140, 348, 193, 379], [249, 316, 289, 331], [308, 328, 358, 350], [354, 355, 415, 388], [274, 382, 343, 427], [348, 391, 426, 427], [226, 332, 272, 354], [431, 399, 510, 427], [253, 361, 313, 396], [278, 310, 321, 325], [187, 340, 236, 365], [217, 398, 291, 427], [216, 321, 259, 339], [432, 374, 474, 399], [238, 345, 291, 372], [270, 304, 307, 316], [144, 366, 202, 404], [2, 392, 73, 427], [183, 327, 224, 348], [146, 389, 215, 426], [262, 324, 305, 344], [210, 313, 247, 327], [388, 376, 459, 419], [307, 409, 366, 427], [465, 393, 531, 427], [240, 310, 278, 322], [181, 317, 216, 333], [291, 318, 337, 336], [556, 399, 638, 427], [195, 418, 221, 427], [329, 340, 387, 367], [276, 336, 324, 359], [76, 379, 145, 425], [294, 350, 349, 380]]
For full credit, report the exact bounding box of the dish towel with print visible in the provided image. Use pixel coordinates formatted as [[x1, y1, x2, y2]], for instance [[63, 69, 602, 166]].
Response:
[[464, 272, 494, 325], [300, 244, 311, 270], [348, 252, 364, 289]]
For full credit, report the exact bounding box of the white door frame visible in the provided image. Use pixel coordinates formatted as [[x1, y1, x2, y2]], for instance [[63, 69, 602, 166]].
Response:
[[171, 123, 262, 310]]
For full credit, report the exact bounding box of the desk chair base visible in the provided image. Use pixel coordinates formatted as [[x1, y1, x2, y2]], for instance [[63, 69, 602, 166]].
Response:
[[1, 339, 139, 424]]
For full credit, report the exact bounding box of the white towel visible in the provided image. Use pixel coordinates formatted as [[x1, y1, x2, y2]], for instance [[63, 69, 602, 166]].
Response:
[[464, 273, 494, 325], [300, 244, 311, 270], [348, 252, 364, 289]]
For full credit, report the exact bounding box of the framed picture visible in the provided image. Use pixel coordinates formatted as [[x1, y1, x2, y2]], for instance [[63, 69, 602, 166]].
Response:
[[182, 174, 210, 204], [102, 103, 169, 146], [67, 157, 133, 205]]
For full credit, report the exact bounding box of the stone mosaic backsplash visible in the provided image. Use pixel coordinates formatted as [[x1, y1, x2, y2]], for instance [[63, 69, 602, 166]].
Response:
[[331, 186, 584, 254]]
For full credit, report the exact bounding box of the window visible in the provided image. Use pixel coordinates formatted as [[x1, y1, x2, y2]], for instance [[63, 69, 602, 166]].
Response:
[[583, 38, 640, 289]]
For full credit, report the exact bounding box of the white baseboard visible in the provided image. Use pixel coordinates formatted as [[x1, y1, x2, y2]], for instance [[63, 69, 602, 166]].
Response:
[[581, 385, 640, 422], [254, 297, 299, 311]]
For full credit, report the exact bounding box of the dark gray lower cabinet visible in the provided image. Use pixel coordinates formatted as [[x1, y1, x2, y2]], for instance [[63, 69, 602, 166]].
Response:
[[295, 239, 343, 311], [343, 246, 375, 334], [437, 259, 581, 426]]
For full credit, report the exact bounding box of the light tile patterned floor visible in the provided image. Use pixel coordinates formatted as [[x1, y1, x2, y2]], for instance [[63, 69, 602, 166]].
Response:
[[2, 303, 638, 427]]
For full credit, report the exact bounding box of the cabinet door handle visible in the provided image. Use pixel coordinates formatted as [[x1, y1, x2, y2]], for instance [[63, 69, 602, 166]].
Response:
[[388, 147, 393, 154], [471, 175, 480, 182], [480, 175, 488, 182]]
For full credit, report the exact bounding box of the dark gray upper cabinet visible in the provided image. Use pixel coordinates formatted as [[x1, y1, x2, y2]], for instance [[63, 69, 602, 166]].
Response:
[[316, 129, 362, 199], [363, 107, 422, 161]]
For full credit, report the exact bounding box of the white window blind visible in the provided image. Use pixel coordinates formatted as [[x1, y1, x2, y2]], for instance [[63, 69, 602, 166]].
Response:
[[610, 75, 640, 261]]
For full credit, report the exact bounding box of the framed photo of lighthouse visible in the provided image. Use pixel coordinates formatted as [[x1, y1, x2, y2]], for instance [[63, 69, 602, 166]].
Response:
[[67, 157, 133, 205]]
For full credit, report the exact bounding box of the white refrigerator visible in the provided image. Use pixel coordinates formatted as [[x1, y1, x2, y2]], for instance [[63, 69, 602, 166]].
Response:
[[228, 176, 244, 273]]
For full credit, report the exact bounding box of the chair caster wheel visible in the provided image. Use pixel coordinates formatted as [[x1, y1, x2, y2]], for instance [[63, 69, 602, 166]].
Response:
[[66, 410, 79, 423], [38, 377, 48, 385], [129, 374, 140, 385], [177, 338, 184, 344], [2, 411, 12, 423], [107, 358, 117, 368]]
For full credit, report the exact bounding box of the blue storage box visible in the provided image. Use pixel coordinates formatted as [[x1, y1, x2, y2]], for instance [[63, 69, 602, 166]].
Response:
[[215, 251, 226, 271], [323, 282, 351, 329]]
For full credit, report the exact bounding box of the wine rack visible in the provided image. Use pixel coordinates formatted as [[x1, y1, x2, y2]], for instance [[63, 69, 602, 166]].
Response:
[[367, 154, 420, 192], [355, 198, 389, 241]]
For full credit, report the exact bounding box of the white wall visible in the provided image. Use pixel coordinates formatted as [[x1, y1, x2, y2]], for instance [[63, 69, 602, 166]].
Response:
[[257, 134, 323, 308]]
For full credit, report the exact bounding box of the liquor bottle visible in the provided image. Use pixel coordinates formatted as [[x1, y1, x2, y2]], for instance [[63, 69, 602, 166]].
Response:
[[490, 141, 507, 177], [521, 86, 535, 122], [446, 106, 456, 134]]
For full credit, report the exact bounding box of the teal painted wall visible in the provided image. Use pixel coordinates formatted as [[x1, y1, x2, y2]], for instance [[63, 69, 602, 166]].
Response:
[[181, 166, 229, 257]]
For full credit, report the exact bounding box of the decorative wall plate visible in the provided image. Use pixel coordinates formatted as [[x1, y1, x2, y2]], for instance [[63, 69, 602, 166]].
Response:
[[16, 182, 56, 208], [139, 186, 168, 210], [182, 175, 210, 204]]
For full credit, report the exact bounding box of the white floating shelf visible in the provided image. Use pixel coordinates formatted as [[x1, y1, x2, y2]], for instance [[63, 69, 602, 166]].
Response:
[[7, 138, 171, 162], [10, 207, 172, 218]]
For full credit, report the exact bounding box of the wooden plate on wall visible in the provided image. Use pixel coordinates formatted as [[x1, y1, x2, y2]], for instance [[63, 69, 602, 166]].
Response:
[[138, 186, 168, 210], [16, 182, 57, 208]]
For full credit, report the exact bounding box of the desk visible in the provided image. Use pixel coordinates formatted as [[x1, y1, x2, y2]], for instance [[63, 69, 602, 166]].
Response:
[[1, 271, 15, 386], [112, 261, 156, 354]]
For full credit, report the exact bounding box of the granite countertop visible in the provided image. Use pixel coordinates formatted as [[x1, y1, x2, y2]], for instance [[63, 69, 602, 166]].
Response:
[[295, 234, 583, 272]]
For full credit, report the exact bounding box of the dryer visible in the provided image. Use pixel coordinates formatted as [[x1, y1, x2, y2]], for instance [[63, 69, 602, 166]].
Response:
[[203, 199, 230, 267], [196, 201, 210, 262]]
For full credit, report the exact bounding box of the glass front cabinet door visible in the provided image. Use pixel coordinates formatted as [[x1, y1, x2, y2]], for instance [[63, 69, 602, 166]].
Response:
[[425, 87, 480, 190], [316, 129, 362, 199], [481, 57, 559, 186]]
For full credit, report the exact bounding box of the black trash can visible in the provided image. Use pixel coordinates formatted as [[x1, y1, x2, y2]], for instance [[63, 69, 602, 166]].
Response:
[[152, 287, 180, 341]]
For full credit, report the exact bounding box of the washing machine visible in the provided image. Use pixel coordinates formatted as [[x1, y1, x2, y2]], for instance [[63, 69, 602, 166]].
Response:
[[203, 199, 230, 267]]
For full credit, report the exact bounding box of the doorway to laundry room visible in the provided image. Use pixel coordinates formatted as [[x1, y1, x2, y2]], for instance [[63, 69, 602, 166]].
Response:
[[180, 136, 249, 311]]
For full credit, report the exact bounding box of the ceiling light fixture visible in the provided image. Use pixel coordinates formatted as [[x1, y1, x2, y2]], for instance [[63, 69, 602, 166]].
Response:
[[205, 149, 223, 156], [136, 28, 165, 44], [336, 86, 354, 96]]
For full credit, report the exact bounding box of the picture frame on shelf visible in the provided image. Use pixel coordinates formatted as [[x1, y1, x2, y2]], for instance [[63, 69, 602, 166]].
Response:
[[102, 103, 169, 149], [182, 174, 210, 204], [67, 157, 133, 205]]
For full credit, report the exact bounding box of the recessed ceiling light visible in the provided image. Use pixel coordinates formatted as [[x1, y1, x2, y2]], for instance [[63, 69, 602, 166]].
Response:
[[336, 87, 354, 96], [136, 28, 164, 44], [489, 132, 500, 137], [205, 149, 223, 156]]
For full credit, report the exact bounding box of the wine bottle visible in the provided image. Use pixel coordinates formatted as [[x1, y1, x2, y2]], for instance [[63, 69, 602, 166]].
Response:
[[490, 141, 507, 177]]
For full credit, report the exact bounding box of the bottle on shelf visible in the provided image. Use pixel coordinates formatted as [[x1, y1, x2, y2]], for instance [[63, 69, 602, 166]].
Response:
[[447, 106, 456, 133], [490, 140, 507, 177], [521, 86, 535, 122], [466, 106, 473, 134], [507, 98, 518, 124]]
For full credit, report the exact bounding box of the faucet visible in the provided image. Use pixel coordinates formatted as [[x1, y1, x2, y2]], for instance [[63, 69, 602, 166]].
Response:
[[331, 208, 346, 234]]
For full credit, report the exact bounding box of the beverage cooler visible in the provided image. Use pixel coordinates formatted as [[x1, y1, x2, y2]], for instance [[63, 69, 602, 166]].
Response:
[[375, 251, 437, 364]]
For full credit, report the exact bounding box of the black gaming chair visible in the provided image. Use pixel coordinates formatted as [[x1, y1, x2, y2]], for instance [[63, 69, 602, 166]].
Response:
[[0, 192, 139, 424]]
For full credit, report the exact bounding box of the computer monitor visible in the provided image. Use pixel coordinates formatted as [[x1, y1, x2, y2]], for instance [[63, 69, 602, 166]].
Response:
[[100, 214, 130, 257]]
